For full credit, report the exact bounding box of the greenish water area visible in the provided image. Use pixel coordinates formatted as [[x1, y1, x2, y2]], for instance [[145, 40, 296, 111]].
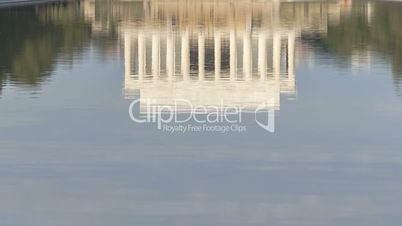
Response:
[[0, 1, 402, 225]]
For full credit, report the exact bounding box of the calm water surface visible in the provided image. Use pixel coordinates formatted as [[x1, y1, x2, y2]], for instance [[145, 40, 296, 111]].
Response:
[[1, 0, 402, 225]]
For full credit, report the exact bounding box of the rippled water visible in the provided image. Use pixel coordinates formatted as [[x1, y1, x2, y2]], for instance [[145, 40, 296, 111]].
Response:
[[1, 0, 402, 225]]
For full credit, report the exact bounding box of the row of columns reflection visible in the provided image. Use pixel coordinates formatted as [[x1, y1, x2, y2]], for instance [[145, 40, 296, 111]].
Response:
[[124, 27, 296, 83]]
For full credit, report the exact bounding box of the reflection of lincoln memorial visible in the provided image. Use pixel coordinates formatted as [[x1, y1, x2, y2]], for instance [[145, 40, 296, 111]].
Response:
[[104, 0, 334, 112]]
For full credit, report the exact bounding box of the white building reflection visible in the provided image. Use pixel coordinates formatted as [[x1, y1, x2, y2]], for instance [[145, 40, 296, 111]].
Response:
[[121, 0, 304, 113], [82, 0, 361, 112]]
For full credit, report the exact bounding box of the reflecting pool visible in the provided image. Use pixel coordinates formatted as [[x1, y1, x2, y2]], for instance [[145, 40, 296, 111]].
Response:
[[1, 0, 402, 225]]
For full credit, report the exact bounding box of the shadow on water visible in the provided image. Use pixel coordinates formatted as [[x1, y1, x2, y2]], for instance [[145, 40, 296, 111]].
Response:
[[318, 1, 402, 97], [0, 2, 91, 93]]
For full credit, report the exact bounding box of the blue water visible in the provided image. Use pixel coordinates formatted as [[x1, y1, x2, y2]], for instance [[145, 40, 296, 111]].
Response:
[[1, 1, 402, 225]]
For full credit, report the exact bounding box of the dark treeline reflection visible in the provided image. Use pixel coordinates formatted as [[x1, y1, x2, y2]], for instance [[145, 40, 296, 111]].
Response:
[[0, 2, 91, 92], [321, 1, 402, 96]]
